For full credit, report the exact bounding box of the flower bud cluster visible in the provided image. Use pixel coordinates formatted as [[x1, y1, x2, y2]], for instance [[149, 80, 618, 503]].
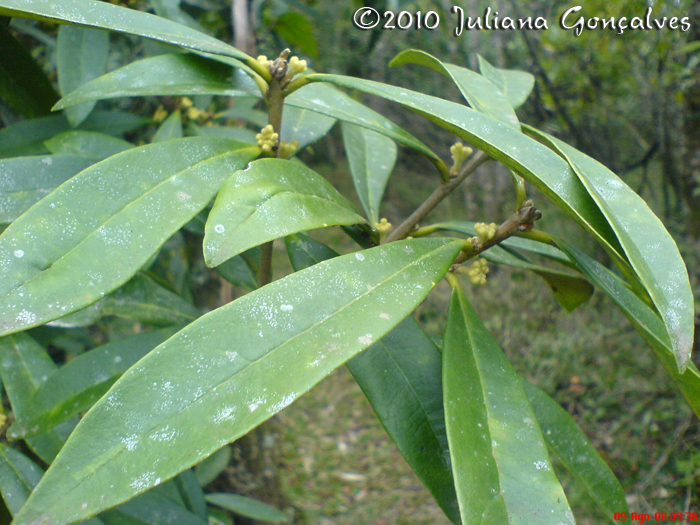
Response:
[[474, 222, 497, 245], [278, 140, 299, 159], [466, 258, 489, 285], [284, 56, 308, 82], [256, 125, 279, 153]]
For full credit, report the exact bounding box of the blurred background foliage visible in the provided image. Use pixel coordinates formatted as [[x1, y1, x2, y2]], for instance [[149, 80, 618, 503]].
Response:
[[1, 0, 699, 523]]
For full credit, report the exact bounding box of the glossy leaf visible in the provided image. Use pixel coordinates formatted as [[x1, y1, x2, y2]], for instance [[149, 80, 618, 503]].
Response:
[[390, 49, 519, 129], [0, 0, 250, 63], [348, 318, 460, 524], [193, 446, 231, 487], [205, 494, 289, 523], [9, 326, 182, 439], [0, 333, 76, 464], [152, 111, 184, 143], [100, 492, 207, 525], [203, 158, 366, 267], [0, 112, 148, 159], [284, 233, 339, 271], [526, 127, 694, 371], [307, 74, 627, 266], [45, 131, 134, 161], [341, 122, 397, 224], [0, 138, 259, 336], [285, 83, 446, 174], [215, 255, 257, 291], [190, 123, 257, 145], [0, 156, 93, 224], [0, 24, 58, 117], [55, 54, 252, 111], [174, 470, 207, 520], [13, 238, 462, 525], [443, 282, 573, 524], [522, 379, 628, 520], [57, 25, 109, 127], [0, 446, 104, 525], [272, 11, 318, 58], [0, 445, 43, 516], [477, 56, 535, 109], [280, 105, 336, 150], [99, 273, 200, 326], [284, 235, 459, 523], [555, 240, 700, 419]]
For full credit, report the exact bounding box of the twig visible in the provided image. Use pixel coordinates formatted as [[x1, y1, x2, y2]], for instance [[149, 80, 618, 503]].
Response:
[[384, 150, 489, 243], [450, 201, 542, 268], [257, 49, 290, 288]]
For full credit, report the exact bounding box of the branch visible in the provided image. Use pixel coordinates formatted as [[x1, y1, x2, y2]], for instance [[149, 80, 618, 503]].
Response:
[[384, 150, 489, 243], [451, 201, 542, 268]]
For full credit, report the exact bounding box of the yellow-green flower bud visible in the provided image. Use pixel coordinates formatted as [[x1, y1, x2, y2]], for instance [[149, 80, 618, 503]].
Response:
[[449, 142, 473, 175], [374, 218, 392, 242], [464, 258, 489, 285], [474, 222, 498, 244], [256, 124, 279, 153], [257, 55, 271, 69], [283, 56, 308, 82], [278, 140, 299, 159], [152, 105, 168, 123], [180, 97, 194, 109]]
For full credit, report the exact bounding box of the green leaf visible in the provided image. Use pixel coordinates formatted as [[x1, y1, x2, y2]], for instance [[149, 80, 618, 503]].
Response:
[[272, 11, 318, 59], [390, 49, 520, 129], [193, 446, 231, 487], [526, 127, 694, 371], [341, 122, 397, 224], [150, 0, 205, 32], [554, 239, 700, 419], [9, 326, 182, 440], [203, 158, 366, 267], [477, 55, 535, 109], [215, 101, 268, 128], [45, 131, 134, 161], [307, 74, 627, 265], [280, 105, 336, 150], [100, 492, 207, 525], [0, 0, 250, 64], [284, 233, 339, 271], [215, 255, 257, 291], [443, 282, 573, 524], [0, 445, 43, 516], [522, 379, 628, 521], [285, 83, 446, 175], [152, 111, 183, 143], [55, 54, 253, 111], [0, 155, 94, 224], [0, 112, 148, 159], [57, 25, 109, 127], [173, 470, 207, 521], [189, 123, 257, 145], [0, 138, 259, 336], [13, 238, 462, 525], [100, 273, 200, 326], [0, 333, 76, 464], [205, 494, 289, 523], [348, 318, 460, 524], [0, 24, 59, 117]]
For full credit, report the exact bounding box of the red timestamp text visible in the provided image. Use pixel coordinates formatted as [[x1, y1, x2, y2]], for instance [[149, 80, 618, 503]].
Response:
[[614, 512, 698, 522]]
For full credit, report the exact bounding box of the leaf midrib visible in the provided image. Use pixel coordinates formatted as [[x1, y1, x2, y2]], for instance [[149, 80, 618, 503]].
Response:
[[38, 241, 458, 520], [2, 146, 254, 304]]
